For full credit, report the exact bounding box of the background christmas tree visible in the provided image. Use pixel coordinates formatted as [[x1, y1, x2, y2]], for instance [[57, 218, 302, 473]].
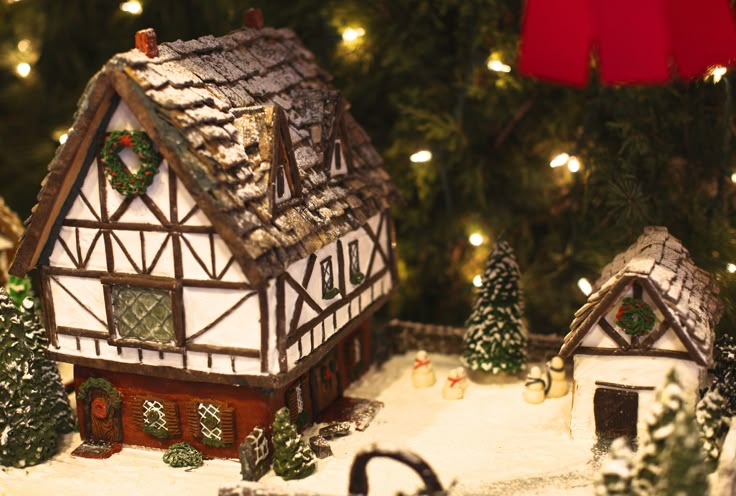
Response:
[[1, 0, 735, 334], [462, 240, 527, 374], [0, 289, 74, 467], [271, 407, 315, 480]]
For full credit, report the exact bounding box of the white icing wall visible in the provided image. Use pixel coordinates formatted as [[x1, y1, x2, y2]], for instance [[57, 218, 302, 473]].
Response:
[[45, 99, 394, 379], [570, 354, 705, 442]]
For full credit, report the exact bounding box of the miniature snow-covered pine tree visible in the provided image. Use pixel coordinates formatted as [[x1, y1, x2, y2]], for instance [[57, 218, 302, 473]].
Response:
[[655, 405, 708, 496], [632, 369, 687, 496], [696, 386, 728, 470], [712, 334, 736, 416], [272, 406, 315, 480], [462, 240, 527, 375], [0, 290, 74, 467], [594, 437, 635, 496]]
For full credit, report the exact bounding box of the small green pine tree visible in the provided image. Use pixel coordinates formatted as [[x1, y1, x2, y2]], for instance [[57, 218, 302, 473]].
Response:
[[697, 387, 728, 471], [0, 290, 74, 467], [594, 437, 634, 496], [655, 406, 709, 496], [7, 275, 34, 309], [462, 240, 527, 374], [272, 407, 315, 480], [632, 369, 687, 496]]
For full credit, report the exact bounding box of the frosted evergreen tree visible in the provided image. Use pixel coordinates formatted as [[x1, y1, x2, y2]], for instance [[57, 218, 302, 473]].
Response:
[[696, 387, 728, 471], [655, 405, 709, 496], [632, 369, 687, 496], [0, 289, 74, 467], [594, 437, 635, 496], [272, 407, 315, 480], [462, 240, 527, 374], [712, 334, 736, 416]]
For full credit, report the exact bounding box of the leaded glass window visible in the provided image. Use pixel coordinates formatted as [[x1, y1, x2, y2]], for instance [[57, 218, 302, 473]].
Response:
[[348, 240, 364, 284], [112, 286, 174, 344], [143, 399, 167, 435], [321, 257, 338, 299], [295, 384, 304, 414], [198, 402, 223, 444]]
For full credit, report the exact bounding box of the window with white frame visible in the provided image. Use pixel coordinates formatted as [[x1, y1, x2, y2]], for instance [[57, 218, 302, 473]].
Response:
[[198, 402, 223, 445], [142, 399, 167, 437], [353, 338, 362, 365], [330, 139, 347, 177], [295, 384, 304, 414]]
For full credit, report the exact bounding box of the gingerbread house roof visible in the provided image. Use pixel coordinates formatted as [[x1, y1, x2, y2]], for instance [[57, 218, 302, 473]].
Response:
[[0, 197, 23, 245], [11, 24, 397, 285], [560, 226, 723, 366]]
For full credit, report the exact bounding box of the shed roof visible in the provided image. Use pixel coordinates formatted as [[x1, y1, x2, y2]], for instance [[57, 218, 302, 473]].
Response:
[[560, 227, 722, 365]]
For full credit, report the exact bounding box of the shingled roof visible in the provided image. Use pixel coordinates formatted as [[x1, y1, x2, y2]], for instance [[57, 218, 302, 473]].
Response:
[[11, 23, 397, 284], [560, 226, 723, 366]]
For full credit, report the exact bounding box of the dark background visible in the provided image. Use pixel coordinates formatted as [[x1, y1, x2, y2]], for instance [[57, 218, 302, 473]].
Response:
[[1, 0, 735, 335]]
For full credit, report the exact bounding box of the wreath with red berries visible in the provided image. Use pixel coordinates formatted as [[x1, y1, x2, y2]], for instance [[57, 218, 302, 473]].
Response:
[[616, 297, 656, 337], [100, 130, 162, 196]]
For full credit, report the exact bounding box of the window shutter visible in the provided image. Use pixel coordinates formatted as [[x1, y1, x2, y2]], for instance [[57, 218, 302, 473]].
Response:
[[220, 405, 236, 446], [286, 387, 298, 424], [186, 401, 202, 439], [162, 400, 180, 437], [131, 396, 145, 431]]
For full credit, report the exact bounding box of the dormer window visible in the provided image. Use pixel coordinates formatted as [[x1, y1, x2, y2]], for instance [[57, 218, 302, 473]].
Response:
[[330, 139, 347, 177], [270, 107, 301, 212]]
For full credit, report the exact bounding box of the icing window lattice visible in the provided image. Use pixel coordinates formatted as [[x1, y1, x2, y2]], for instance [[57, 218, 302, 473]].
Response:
[[295, 384, 304, 414], [112, 286, 174, 344], [143, 400, 167, 431], [251, 429, 269, 465], [198, 402, 223, 443]]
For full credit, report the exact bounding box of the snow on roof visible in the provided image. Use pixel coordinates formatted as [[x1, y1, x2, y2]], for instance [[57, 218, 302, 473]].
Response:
[[561, 226, 722, 365]]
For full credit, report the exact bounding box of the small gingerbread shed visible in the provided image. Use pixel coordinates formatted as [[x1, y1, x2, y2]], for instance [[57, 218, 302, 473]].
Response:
[[0, 198, 23, 286], [559, 226, 723, 441]]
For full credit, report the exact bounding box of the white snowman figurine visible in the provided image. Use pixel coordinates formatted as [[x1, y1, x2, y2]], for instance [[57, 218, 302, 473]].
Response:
[[453, 367, 469, 391], [546, 355, 569, 398], [523, 366, 547, 404], [412, 350, 437, 388], [442, 368, 466, 400]]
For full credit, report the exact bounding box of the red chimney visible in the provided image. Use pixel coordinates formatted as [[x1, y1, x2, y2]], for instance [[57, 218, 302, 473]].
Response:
[[243, 8, 264, 29], [135, 28, 159, 58]]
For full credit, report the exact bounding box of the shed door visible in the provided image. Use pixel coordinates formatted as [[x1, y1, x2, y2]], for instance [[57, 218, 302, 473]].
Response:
[[594, 387, 638, 439]]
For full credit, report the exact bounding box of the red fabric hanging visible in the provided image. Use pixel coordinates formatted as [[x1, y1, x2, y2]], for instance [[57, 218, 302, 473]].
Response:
[[519, 0, 736, 86]]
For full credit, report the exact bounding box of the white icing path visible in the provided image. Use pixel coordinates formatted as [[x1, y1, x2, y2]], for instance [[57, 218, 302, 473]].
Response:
[[1, 353, 596, 495]]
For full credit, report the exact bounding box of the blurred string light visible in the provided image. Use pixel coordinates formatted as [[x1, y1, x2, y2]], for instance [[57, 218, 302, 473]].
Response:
[[120, 0, 142, 15], [473, 275, 483, 288], [487, 52, 511, 73], [342, 27, 365, 44], [469, 233, 484, 247], [707, 65, 728, 84], [17, 39, 31, 52], [410, 150, 432, 163], [577, 277, 593, 296], [59, 133, 69, 145], [549, 152, 581, 173], [731, 172, 736, 183], [15, 62, 31, 78], [728, 263, 736, 274]]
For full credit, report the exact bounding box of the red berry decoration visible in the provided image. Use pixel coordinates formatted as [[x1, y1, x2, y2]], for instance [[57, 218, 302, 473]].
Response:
[[616, 296, 656, 337], [100, 130, 162, 197]]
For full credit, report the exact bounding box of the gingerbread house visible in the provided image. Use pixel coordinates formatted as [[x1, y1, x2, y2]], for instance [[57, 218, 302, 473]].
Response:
[[559, 226, 722, 442], [0, 197, 23, 286], [10, 16, 398, 458]]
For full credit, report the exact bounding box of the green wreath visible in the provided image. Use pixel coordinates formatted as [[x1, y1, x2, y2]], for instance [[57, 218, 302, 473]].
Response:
[[100, 130, 162, 196], [616, 297, 656, 337], [77, 377, 122, 409]]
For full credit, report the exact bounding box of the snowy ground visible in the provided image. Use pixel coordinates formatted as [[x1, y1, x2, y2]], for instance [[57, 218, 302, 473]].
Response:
[[1, 353, 598, 496]]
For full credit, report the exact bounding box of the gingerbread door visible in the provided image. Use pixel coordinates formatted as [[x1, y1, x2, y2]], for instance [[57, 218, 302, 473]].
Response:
[[80, 380, 123, 443], [594, 387, 638, 439]]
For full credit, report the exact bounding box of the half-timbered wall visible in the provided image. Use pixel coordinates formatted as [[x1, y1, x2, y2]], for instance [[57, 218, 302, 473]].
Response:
[[41, 99, 395, 379], [44, 100, 262, 376], [579, 280, 689, 353]]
